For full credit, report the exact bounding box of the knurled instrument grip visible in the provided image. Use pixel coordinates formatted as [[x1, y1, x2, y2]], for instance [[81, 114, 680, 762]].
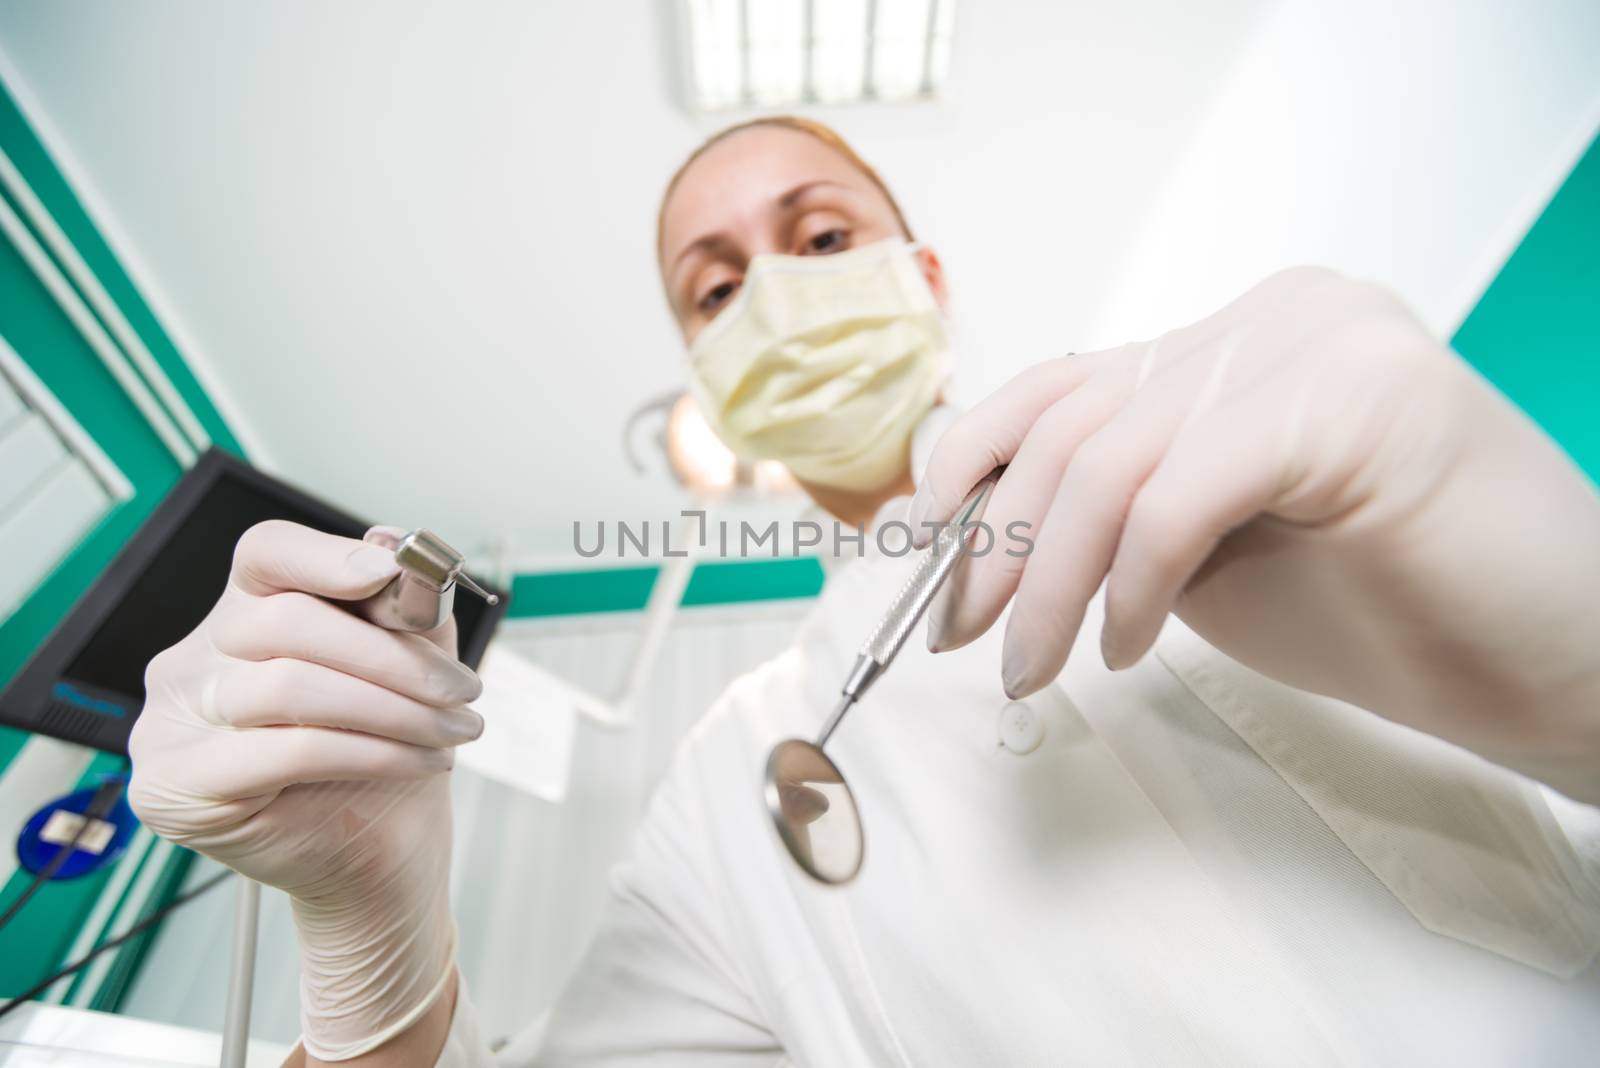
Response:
[[857, 470, 1002, 679]]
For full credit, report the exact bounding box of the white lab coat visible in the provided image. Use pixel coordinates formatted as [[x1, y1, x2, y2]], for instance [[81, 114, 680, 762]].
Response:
[[434, 506, 1600, 1067]]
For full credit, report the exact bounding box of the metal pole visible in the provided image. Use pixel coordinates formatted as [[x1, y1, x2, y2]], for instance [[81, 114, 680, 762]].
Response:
[[219, 878, 260, 1068], [610, 511, 699, 721]]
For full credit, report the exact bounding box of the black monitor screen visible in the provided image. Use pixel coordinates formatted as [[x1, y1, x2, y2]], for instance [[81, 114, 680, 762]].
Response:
[[64, 472, 341, 701]]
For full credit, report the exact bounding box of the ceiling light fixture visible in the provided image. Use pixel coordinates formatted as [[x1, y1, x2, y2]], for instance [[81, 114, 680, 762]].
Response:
[[683, 0, 957, 111]]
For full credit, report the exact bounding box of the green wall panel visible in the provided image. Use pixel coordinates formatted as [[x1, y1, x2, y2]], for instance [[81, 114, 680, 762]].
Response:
[[0, 723, 28, 775], [0, 71, 252, 690], [1452, 132, 1600, 479], [0, 751, 127, 996], [509, 565, 661, 617], [507, 556, 826, 618], [0, 73, 231, 1009], [0, 216, 179, 687], [0, 79, 241, 455], [681, 556, 825, 606], [87, 848, 197, 1012]]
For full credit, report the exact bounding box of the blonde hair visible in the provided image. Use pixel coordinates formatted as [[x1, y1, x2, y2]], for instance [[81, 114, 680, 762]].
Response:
[[657, 116, 914, 261]]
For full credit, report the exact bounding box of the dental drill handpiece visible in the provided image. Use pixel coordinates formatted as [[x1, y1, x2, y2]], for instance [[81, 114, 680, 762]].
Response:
[[351, 529, 499, 633], [815, 470, 1002, 748]]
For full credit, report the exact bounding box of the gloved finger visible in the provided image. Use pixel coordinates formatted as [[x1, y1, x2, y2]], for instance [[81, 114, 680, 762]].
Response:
[[999, 364, 1203, 698], [927, 367, 1133, 653], [362, 525, 408, 550], [231, 520, 400, 600], [1101, 402, 1284, 670], [210, 591, 482, 707], [908, 353, 1106, 547], [215, 725, 453, 798], [213, 657, 484, 747]]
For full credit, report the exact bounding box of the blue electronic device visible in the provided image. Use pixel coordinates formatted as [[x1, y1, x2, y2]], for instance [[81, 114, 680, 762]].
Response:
[[16, 777, 138, 880]]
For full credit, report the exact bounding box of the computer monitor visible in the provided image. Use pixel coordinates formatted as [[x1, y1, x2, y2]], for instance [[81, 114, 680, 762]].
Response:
[[0, 449, 508, 754]]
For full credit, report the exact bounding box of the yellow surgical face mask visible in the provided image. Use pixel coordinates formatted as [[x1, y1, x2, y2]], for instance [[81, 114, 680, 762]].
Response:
[[687, 237, 951, 493]]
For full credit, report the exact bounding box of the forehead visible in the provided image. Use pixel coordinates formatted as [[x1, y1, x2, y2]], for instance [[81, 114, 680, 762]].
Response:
[[659, 125, 892, 263]]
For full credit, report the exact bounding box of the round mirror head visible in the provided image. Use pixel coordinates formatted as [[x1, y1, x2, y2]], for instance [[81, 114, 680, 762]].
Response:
[[764, 739, 863, 885]]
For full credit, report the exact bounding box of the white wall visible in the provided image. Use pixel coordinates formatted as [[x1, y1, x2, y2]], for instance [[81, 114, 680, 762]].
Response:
[[1098, 0, 1600, 346]]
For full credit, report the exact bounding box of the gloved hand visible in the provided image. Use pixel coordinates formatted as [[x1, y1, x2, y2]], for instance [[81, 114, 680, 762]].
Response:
[[910, 267, 1600, 801], [128, 520, 484, 1060]]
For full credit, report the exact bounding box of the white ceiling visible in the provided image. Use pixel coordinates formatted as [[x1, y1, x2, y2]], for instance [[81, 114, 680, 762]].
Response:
[[1, 1, 1596, 568]]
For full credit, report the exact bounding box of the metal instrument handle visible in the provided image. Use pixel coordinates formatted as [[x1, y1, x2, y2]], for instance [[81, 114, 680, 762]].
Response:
[[353, 572, 457, 633], [859, 471, 1000, 673], [346, 527, 494, 634]]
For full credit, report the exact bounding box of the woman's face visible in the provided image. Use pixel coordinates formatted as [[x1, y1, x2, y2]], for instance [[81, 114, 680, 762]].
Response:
[[659, 125, 945, 345]]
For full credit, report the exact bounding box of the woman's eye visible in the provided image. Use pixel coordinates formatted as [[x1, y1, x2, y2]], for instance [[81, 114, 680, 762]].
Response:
[[805, 229, 848, 254], [698, 280, 738, 313]]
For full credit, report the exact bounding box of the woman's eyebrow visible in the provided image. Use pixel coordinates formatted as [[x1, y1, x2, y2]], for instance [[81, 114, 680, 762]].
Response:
[[669, 181, 860, 281], [778, 179, 858, 208], [669, 231, 735, 277]]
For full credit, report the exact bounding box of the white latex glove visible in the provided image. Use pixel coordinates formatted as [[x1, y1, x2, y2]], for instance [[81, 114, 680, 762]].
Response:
[[911, 267, 1600, 801], [128, 520, 484, 1060]]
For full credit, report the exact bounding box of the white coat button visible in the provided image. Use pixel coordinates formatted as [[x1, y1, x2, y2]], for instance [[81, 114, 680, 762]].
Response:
[[998, 701, 1044, 754]]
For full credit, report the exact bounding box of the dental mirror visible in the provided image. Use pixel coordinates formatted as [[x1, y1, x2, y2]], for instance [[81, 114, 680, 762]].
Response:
[[765, 739, 863, 885], [762, 468, 1003, 886]]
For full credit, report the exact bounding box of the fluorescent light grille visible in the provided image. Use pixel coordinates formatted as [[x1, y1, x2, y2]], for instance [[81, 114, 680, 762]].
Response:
[[685, 0, 956, 111]]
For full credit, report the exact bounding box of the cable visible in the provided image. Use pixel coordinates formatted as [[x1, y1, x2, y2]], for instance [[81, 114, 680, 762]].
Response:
[[0, 777, 126, 935], [0, 868, 234, 1023]]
